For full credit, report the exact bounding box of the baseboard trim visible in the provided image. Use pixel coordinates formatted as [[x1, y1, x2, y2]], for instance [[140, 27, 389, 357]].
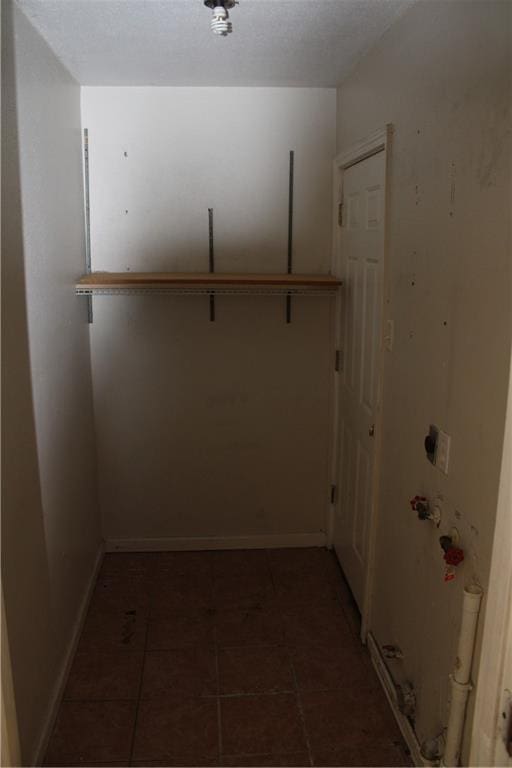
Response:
[[105, 532, 327, 552], [33, 542, 104, 767], [367, 632, 436, 767]]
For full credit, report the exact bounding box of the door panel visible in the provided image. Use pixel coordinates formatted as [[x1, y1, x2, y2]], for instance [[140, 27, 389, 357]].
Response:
[[353, 443, 370, 564], [361, 260, 378, 413], [334, 150, 385, 611], [341, 423, 355, 525], [346, 257, 358, 390]]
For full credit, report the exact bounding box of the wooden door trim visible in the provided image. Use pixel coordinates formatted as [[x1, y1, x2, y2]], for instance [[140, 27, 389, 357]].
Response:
[[334, 126, 389, 170], [1, 586, 21, 767], [330, 124, 393, 642]]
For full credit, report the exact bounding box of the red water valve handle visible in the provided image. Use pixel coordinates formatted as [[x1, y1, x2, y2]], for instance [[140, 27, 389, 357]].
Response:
[[443, 546, 464, 567]]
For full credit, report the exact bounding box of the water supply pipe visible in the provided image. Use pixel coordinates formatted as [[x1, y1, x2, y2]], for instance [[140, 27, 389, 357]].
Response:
[[442, 583, 483, 766]]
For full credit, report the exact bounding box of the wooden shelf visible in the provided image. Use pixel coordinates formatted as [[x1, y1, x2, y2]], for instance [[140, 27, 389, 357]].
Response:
[[76, 272, 342, 296]]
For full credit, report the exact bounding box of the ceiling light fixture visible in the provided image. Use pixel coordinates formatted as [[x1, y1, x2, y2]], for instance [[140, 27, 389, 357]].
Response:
[[204, 0, 237, 37]]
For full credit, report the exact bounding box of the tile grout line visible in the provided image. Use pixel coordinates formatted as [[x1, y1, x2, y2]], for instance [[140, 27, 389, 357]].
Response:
[[290, 652, 314, 768], [63, 675, 377, 706], [264, 547, 289, 648], [269, 546, 323, 767], [264, 548, 277, 598], [128, 586, 151, 765], [222, 749, 310, 759], [204, 688, 298, 699], [214, 623, 224, 767], [211, 553, 225, 766]]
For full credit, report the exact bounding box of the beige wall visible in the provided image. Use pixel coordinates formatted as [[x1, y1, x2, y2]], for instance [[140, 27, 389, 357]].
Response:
[[470, 325, 512, 765], [1, 4, 102, 763], [336, 0, 511, 758], [82, 88, 336, 547]]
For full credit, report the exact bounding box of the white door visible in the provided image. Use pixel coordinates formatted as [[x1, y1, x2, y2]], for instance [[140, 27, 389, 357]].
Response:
[[334, 150, 386, 611]]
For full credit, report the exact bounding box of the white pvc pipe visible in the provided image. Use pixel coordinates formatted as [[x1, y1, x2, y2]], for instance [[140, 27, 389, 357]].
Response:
[[442, 584, 483, 767]]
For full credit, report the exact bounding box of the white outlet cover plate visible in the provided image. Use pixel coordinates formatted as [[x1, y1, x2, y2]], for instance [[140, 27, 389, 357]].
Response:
[[437, 429, 451, 475]]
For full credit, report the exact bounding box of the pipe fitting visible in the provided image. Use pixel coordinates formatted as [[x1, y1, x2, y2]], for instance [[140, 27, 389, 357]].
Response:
[[442, 584, 483, 766], [410, 495, 441, 526]]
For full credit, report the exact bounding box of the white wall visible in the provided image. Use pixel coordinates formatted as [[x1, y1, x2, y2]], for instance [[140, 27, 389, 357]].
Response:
[[1, 3, 102, 763], [83, 88, 335, 274], [81, 87, 336, 546], [336, 0, 511, 759], [470, 335, 512, 765]]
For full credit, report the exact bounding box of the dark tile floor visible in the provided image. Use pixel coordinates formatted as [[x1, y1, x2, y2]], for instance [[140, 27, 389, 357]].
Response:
[[44, 548, 410, 767]]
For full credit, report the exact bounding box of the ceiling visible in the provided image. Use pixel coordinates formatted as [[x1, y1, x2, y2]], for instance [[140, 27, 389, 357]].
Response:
[[16, 0, 414, 87]]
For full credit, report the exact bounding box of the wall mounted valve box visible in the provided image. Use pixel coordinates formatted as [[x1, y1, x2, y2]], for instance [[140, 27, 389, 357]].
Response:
[[424, 424, 438, 465]]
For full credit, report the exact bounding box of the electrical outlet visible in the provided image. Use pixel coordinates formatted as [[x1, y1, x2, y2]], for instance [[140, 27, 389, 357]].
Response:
[[437, 429, 451, 474]]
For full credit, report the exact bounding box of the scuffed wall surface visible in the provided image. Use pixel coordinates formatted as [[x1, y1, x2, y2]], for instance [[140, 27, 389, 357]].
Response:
[[336, 0, 511, 757], [82, 88, 336, 543], [1, 4, 101, 762]]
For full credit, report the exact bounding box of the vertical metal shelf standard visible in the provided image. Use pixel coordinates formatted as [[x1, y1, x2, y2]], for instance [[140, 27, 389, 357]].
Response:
[[286, 149, 295, 324], [208, 207, 215, 322], [83, 128, 93, 323]]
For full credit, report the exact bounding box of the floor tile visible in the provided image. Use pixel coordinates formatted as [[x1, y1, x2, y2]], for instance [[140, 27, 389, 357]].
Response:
[[44, 760, 130, 768], [325, 560, 362, 636], [340, 598, 362, 639], [218, 646, 294, 695], [213, 573, 274, 609], [325, 557, 354, 601], [78, 610, 147, 653], [132, 696, 219, 760], [88, 575, 151, 616], [147, 611, 215, 650], [99, 552, 159, 578], [222, 753, 311, 766], [131, 761, 218, 767], [272, 572, 339, 607], [151, 573, 213, 615], [64, 652, 144, 700], [45, 762, 128, 767], [301, 689, 401, 751], [215, 607, 284, 647], [282, 604, 353, 647], [212, 550, 270, 579], [46, 548, 409, 768], [267, 548, 331, 578], [268, 547, 338, 607], [290, 644, 377, 691], [155, 550, 214, 579], [221, 694, 306, 756], [312, 742, 409, 766], [141, 648, 217, 698], [45, 701, 136, 764]]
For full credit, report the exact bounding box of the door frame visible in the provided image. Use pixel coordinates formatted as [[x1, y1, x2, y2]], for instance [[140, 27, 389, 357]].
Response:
[[329, 124, 393, 641], [1, 585, 21, 767], [469, 348, 512, 765]]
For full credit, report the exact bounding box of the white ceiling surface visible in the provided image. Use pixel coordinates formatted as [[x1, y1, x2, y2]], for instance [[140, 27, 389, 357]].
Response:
[[16, 0, 414, 87]]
